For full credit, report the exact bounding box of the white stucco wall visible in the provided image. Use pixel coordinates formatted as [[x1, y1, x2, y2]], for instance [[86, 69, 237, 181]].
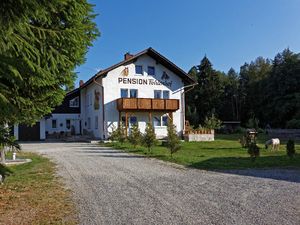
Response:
[[80, 81, 103, 138], [101, 54, 185, 138], [45, 114, 81, 135]]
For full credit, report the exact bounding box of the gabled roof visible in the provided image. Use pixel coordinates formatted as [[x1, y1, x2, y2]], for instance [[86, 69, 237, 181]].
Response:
[[81, 47, 197, 88]]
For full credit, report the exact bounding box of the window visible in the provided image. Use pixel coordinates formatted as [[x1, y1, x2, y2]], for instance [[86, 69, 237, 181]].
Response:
[[153, 115, 168, 127], [154, 90, 162, 99], [130, 89, 138, 98], [95, 116, 98, 129], [162, 116, 168, 126], [89, 94, 92, 106], [135, 65, 143, 75], [69, 97, 79, 107], [121, 89, 128, 98], [163, 90, 170, 99], [66, 119, 71, 129], [130, 116, 137, 126], [148, 66, 155, 76], [52, 120, 57, 128], [87, 117, 91, 129]]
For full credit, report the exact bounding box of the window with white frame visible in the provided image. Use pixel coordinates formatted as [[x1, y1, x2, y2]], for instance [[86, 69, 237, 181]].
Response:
[[163, 90, 170, 99], [154, 90, 162, 99], [130, 89, 138, 98], [69, 96, 79, 107], [148, 66, 155, 76], [121, 89, 128, 98], [135, 65, 143, 75], [66, 119, 71, 129], [52, 119, 57, 128], [153, 116, 161, 126], [153, 115, 168, 127]]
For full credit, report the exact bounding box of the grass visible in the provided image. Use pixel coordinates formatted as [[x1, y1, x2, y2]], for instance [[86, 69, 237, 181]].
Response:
[[0, 152, 77, 225], [104, 133, 300, 170]]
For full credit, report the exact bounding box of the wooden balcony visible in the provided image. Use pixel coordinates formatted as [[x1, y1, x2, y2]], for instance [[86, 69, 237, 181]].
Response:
[[116, 98, 179, 111]]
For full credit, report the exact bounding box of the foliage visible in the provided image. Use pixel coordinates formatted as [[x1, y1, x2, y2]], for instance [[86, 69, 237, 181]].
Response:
[[246, 116, 260, 130], [286, 139, 295, 158], [128, 125, 142, 148], [0, 0, 99, 124], [109, 123, 126, 144], [186, 56, 224, 126], [166, 122, 181, 157], [286, 119, 300, 129], [186, 48, 300, 129], [247, 142, 260, 161], [203, 113, 222, 130], [142, 123, 157, 153], [0, 125, 21, 163]]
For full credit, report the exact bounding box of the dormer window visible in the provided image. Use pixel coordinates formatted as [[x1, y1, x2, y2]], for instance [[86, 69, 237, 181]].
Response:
[[69, 96, 79, 107]]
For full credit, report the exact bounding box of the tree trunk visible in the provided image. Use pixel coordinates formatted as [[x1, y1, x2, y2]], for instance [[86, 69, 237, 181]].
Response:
[[1, 147, 5, 164]]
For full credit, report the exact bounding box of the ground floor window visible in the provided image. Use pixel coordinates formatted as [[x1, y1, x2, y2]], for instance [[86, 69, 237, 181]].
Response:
[[66, 119, 71, 129], [153, 115, 168, 127], [52, 120, 57, 128]]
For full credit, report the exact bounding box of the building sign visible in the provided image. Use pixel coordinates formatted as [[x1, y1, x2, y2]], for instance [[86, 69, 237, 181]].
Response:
[[118, 77, 172, 87]]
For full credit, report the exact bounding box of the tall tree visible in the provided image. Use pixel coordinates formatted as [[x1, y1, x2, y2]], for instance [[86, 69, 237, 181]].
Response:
[[196, 56, 223, 125], [186, 56, 224, 126], [219, 68, 239, 121], [0, 0, 99, 124], [263, 49, 300, 127]]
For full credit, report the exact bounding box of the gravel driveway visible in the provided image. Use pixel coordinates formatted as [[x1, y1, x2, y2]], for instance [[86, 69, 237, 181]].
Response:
[[21, 142, 300, 225]]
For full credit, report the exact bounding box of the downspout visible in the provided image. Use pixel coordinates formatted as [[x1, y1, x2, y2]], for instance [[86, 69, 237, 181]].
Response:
[[93, 77, 105, 140], [181, 83, 197, 135]]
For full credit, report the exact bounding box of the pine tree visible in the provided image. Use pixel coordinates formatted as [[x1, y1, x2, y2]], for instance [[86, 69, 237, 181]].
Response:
[[143, 123, 157, 153], [166, 121, 181, 157], [128, 125, 142, 148], [0, 0, 99, 124]]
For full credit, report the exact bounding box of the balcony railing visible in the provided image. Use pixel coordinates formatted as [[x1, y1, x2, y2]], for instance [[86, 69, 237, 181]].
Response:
[[116, 98, 179, 111]]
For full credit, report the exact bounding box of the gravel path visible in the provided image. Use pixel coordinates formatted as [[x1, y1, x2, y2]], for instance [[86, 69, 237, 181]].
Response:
[[21, 142, 300, 225]]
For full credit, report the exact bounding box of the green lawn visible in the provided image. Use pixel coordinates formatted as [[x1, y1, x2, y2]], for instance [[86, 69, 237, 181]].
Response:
[[0, 152, 77, 225], [104, 134, 300, 170]]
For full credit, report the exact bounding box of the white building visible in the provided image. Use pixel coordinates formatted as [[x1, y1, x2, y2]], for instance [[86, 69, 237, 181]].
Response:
[[14, 48, 196, 141]]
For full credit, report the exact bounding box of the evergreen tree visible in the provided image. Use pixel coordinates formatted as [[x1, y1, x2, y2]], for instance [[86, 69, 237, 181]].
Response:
[[196, 56, 224, 125], [166, 122, 181, 157], [143, 123, 157, 153], [128, 125, 142, 148], [0, 0, 99, 124]]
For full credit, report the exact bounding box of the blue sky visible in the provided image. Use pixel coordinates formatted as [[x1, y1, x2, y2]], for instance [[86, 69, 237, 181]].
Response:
[[75, 0, 300, 86]]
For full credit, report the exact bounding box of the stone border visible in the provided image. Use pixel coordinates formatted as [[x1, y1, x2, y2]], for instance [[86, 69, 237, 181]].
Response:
[[3, 159, 32, 166]]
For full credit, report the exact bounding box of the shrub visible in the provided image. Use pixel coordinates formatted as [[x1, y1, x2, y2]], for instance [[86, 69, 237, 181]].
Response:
[[286, 139, 295, 158], [246, 117, 259, 130], [109, 123, 126, 144], [286, 119, 300, 129], [247, 142, 260, 161], [166, 122, 181, 157], [128, 125, 142, 148], [143, 123, 157, 153], [203, 113, 222, 130]]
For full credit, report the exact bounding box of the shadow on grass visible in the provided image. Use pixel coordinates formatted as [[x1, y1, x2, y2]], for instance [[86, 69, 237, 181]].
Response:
[[189, 154, 300, 183], [0, 163, 13, 182]]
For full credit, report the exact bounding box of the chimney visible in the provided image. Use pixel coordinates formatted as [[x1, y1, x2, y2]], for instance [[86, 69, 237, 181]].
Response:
[[124, 52, 133, 60], [79, 80, 84, 87]]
